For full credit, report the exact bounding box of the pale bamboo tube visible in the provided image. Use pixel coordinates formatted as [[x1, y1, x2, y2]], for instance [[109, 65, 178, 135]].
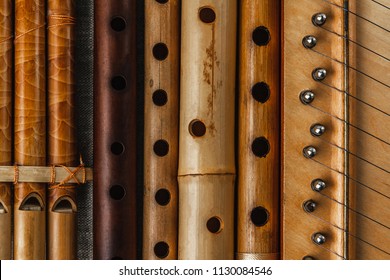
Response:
[[237, 0, 280, 260], [178, 0, 236, 260], [143, 0, 179, 260], [14, 0, 46, 259], [0, 0, 12, 260], [47, 0, 77, 260]]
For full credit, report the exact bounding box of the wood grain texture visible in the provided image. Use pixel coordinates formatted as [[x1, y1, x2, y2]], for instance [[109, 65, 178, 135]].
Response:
[[143, 0, 179, 260], [14, 0, 46, 260], [0, 0, 12, 260], [47, 0, 77, 260], [282, 0, 347, 260], [178, 0, 236, 259], [237, 0, 280, 260]]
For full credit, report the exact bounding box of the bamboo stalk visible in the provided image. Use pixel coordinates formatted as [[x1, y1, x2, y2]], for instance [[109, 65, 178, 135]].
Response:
[[178, 0, 236, 260], [237, 0, 281, 260], [143, 0, 180, 260], [0, 0, 13, 260], [47, 0, 77, 260], [14, 0, 46, 260]]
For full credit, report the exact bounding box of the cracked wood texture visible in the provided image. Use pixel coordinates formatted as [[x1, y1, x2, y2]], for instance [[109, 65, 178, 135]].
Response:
[[178, 0, 236, 259], [94, 0, 137, 260], [143, 0, 179, 260], [14, 0, 46, 259], [237, 0, 280, 260], [0, 0, 12, 260], [47, 0, 77, 260]]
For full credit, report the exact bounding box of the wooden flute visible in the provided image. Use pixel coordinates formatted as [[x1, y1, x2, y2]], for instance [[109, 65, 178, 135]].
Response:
[[178, 0, 236, 260], [0, 0, 12, 260], [47, 0, 77, 260], [237, 0, 281, 260], [94, 0, 138, 259], [143, 0, 180, 260], [14, 0, 46, 259]]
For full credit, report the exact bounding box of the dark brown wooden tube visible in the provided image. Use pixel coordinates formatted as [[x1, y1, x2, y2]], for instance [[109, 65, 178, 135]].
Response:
[[237, 0, 281, 260], [94, 0, 137, 259], [0, 0, 13, 260], [47, 0, 77, 260], [143, 0, 180, 260], [14, 0, 46, 260]]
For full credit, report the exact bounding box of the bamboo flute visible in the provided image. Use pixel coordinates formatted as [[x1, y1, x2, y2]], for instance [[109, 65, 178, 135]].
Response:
[[178, 0, 236, 259], [0, 0, 12, 260], [14, 0, 46, 259], [47, 0, 77, 260], [94, 0, 137, 259], [143, 0, 180, 260], [237, 0, 281, 260]]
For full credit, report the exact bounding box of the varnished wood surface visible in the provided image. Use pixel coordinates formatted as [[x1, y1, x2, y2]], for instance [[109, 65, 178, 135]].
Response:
[[143, 0, 180, 260], [0, 0, 12, 260], [14, 0, 46, 260], [237, 0, 280, 260], [178, 0, 236, 259], [47, 0, 77, 260]]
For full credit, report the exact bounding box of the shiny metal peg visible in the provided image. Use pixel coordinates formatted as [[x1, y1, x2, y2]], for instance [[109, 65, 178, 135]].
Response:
[[303, 146, 317, 158], [300, 90, 315, 105], [312, 13, 327, 26], [302, 35, 317, 49], [312, 233, 326, 245], [310, 124, 326, 136], [312, 68, 327, 81], [311, 179, 326, 192], [303, 200, 317, 213]]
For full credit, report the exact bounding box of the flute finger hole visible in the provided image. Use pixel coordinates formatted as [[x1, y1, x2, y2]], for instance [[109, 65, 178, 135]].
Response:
[[153, 43, 169, 61], [251, 137, 270, 158], [111, 76, 127, 91], [155, 0, 169, 4], [199, 7, 216, 24], [189, 120, 206, 137], [111, 142, 125, 155], [153, 140, 169, 157], [251, 206, 269, 227], [155, 188, 171, 206], [207, 216, 223, 234], [110, 185, 126, 200], [252, 82, 270, 103], [110, 17, 126, 32], [154, 242, 170, 259], [252, 26, 271, 46], [152, 89, 168, 106]]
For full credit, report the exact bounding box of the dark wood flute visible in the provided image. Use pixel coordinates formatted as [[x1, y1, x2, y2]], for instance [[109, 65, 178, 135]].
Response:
[[143, 0, 180, 260], [0, 0, 12, 260], [47, 0, 77, 260], [237, 0, 281, 260], [178, 0, 237, 259], [14, 0, 46, 259], [94, 0, 137, 259]]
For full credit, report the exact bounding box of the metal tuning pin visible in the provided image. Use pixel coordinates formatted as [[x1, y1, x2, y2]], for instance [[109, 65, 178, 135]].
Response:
[[312, 233, 326, 245], [303, 146, 317, 158], [302, 35, 317, 49], [303, 200, 317, 213], [299, 90, 315, 105], [312, 68, 327, 81], [311, 179, 326, 192], [310, 124, 326, 137], [312, 13, 327, 27]]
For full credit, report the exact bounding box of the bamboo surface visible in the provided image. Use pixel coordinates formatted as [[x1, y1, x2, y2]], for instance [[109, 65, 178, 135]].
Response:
[[0, 0, 12, 260], [14, 0, 46, 260], [237, 0, 280, 260], [178, 0, 236, 260], [47, 0, 77, 260], [143, 0, 179, 260]]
